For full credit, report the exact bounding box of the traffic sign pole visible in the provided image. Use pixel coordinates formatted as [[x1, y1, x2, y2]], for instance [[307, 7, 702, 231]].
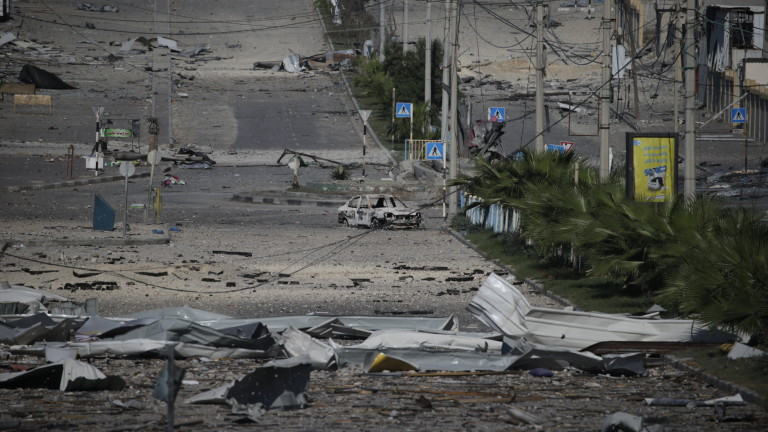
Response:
[[145, 150, 161, 223], [360, 110, 372, 177], [119, 161, 135, 237]]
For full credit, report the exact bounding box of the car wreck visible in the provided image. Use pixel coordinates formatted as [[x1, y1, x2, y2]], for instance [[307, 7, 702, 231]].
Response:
[[337, 194, 421, 229]]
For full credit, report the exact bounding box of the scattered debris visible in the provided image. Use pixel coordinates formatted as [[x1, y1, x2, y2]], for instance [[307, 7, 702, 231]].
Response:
[[602, 411, 662, 432], [0, 285, 81, 315], [18, 64, 77, 90], [468, 273, 735, 349], [508, 407, 545, 425], [0, 276, 758, 426], [170, 147, 216, 168], [62, 281, 119, 291], [22, 267, 57, 275], [644, 394, 745, 408], [446, 276, 474, 282], [137, 271, 168, 277], [0, 31, 16, 47], [76, 3, 119, 12], [282, 53, 308, 73], [161, 174, 185, 188], [212, 250, 252, 257], [0, 358, 125, 391], [277, 148, 342, 167], [727, 342, 768, 360], [73, 270, 101, 278]]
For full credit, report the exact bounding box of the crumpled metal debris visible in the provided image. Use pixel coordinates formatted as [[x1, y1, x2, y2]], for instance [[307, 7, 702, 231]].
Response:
[[282, 53, 305, 73], [468, 273, 735, 349], [0, 284, 72, 314], [727, 342, 767, 360], [187, 358, 312, 418], [1, 314, 77, 345], [0, 358, 125, 391]]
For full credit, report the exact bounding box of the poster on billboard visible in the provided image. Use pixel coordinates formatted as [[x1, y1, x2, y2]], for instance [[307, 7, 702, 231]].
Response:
[[625, 133, 678, 202]]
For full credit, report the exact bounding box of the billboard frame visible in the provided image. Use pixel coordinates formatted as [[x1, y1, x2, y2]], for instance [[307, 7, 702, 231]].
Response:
[[625, 132, 679, 203]]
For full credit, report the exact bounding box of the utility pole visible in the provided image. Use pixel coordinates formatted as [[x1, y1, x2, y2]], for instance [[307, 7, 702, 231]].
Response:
[[403, 0, 409, 54], [599, 0, 613, 180], [379, 0, 385, 62], [683, 0, 696, 199], [626, 7, 640, 121], [448, 0, 459, 216], [425, 0, 432, 106], [440, 0, 450, 145], [440, 0, 451, 217], [535, 1, 545, 153], [674, 0, 682, 134]]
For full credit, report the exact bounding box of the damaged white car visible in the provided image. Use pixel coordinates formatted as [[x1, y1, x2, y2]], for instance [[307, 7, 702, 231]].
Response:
[[338, 194, 422, 229]]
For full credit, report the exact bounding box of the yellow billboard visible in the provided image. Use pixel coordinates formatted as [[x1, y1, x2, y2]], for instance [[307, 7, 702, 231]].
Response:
[[626, 134, 677, 202]]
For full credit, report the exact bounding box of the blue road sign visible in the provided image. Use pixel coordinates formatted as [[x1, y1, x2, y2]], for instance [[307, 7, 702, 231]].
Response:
[[488, 107, 506, 121], [545, 144, 567, 154], [731, 108, 746, 123], [426, 142, 444, 160], [396, 102, 413, 118]]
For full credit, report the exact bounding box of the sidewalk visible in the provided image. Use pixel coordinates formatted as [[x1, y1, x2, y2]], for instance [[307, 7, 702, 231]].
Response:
[[0, 152, 153, 190]]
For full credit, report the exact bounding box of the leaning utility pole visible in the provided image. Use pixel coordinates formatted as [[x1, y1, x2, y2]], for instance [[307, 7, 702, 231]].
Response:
[[425, 0, 432, 106], [448, 0, 459, 216], [535, 1, 545, 153], [403, 0, 409, 53], [683, 0, 696, 199], [379, 0, 385, 62], [599, 0, 613, 180]]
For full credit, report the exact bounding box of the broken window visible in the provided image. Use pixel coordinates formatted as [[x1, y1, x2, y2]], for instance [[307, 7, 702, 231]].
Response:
[[730, 10, 754, 49]]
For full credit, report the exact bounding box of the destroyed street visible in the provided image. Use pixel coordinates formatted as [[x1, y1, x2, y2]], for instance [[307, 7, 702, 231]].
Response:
[[1, 0, 768, 431]]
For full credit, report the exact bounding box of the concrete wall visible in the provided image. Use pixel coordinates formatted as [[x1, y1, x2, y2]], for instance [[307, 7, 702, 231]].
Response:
[[746, 62, 768, 84]]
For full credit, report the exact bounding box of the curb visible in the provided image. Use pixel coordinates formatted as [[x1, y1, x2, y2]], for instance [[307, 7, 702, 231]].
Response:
[[314, 6, 398, 168], [2, 235, 170, 247], [664, 355, 763, 405], [444, 228, 573, 308], [232, 193, 346, 208], [2, 172, 152, 193]]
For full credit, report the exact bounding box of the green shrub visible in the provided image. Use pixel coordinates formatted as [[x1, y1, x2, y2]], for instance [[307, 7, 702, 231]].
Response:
[[330, 165, 351, 180]]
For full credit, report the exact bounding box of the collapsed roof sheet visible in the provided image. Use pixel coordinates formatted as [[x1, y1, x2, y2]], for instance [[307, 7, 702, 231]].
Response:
[[468, 273, 734, 349], [0, 358, 124, 391]]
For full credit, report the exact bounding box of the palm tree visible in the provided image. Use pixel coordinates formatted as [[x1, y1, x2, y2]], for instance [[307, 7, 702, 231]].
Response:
[[659, 207, 768, 341]]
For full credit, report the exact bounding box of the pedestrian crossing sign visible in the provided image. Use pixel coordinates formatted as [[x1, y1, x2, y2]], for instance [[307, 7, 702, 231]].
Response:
[[425, 142, 444, 160], [396, 102, 413, 118], [488, 107, 506, 122], [731, 108, 746, 123]]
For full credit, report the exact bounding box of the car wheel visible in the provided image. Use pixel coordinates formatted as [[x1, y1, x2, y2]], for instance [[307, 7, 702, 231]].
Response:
[[371, 219, 381, 229], [341, 218, 350, 228]]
